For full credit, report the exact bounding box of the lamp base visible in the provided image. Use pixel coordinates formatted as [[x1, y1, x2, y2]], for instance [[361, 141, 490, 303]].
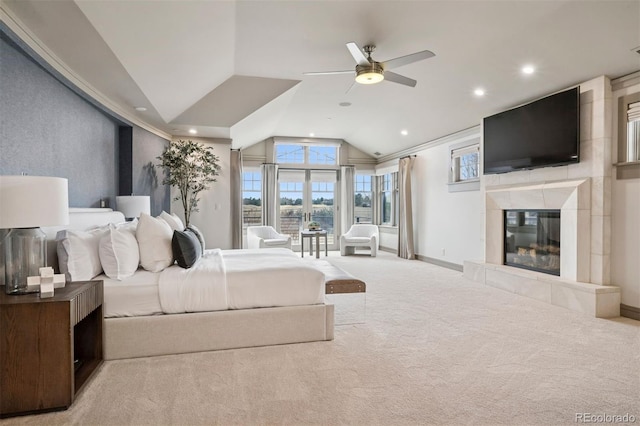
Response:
[[3, 227, 47, 295]]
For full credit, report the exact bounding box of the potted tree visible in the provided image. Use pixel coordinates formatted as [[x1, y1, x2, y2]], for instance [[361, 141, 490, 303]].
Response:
[[157, 139, 221, 227]]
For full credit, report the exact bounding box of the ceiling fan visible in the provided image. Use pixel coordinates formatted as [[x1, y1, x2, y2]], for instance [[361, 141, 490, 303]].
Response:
[[304, 42, 435, 88]]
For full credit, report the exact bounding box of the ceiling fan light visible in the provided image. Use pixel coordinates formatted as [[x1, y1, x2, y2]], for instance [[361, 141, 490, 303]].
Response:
[[355, 63, 384, 84]]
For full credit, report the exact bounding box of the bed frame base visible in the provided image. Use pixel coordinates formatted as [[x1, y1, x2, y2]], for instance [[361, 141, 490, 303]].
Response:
[[104, 303, 334, 360]]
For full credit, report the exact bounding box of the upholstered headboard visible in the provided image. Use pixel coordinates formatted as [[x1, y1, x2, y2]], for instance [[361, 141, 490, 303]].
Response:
[[42, 208, 126, 272]]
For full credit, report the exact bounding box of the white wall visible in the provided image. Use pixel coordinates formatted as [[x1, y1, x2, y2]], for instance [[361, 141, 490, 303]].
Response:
[[611, 78, 640, 309], [412, 132, 484, 266], [170, 137, 232, 249]]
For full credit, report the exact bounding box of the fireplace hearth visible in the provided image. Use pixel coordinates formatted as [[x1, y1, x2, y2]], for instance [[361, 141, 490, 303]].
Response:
[[504, 210, 560, 275]]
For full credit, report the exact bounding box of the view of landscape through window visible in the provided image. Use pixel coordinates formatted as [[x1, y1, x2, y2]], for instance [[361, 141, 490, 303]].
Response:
[[355, 174, 372, 223], [243, 145, 378, 245], [242, 171, 261, 230]]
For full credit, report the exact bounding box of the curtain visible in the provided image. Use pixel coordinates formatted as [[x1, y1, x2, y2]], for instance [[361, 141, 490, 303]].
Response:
[[261, 163, 278, 227], [230, 150, 243, 249], [340, 166, 355, 235], [398, 156, 415, 259]]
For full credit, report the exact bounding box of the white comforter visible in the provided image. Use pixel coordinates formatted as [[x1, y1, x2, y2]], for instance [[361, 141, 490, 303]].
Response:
[[158, 249, 228, 313], [158, 248, 325, 314]]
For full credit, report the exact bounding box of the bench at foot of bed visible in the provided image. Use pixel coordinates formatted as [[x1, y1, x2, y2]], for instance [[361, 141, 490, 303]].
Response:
[[309, 260, 367, 294]]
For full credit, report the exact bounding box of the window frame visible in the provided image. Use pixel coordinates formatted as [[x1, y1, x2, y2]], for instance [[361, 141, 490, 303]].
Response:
[[379, 172, 397, 226], [354, 174, 373, 224], [274, 143, 339, 167], [448, 138, 481, 192], [241, 169, 262, 230]]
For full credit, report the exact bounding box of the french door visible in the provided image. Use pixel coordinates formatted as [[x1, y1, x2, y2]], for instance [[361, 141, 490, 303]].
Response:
[[278, 169, 338, 251]]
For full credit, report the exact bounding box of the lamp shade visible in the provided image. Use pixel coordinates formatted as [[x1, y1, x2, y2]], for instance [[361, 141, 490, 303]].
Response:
[[0, 176, 69, 228], [116, 196, 151, 219]]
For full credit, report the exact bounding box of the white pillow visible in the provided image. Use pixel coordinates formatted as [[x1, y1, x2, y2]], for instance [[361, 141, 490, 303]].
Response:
[[56, 227, 108, 281], [160, 211, 185, 232], [99, 224, 139, 280], [137, 212, 174, 272]]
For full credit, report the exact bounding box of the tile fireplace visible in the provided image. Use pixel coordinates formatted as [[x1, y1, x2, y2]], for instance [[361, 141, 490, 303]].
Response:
[[464, 178, 620, 318]]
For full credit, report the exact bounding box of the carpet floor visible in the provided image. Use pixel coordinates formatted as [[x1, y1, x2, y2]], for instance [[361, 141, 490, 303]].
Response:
[[4, 251, 639, 425]]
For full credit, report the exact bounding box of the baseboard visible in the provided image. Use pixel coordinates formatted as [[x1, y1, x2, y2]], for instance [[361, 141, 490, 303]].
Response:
[[379, 246, 397, 254], [416, 255, 463, 272], [620, 304, 640, 321]]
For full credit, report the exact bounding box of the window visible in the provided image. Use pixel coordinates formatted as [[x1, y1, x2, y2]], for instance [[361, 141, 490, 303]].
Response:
[[309, 146, 337, 165], [275, 143, 338, 166], [378, 173, 397, 225], [615, 92, 640, 179], [626, 101, 640, 162], [275, 144, 304, 164], [451, 145, 479, 182], [448, 140, 480, 192], [354, 174, 372, 223], [242, 171, 261, 229]]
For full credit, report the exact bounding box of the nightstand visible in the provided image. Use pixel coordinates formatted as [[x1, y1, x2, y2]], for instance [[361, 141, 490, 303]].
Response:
[[0, 280, 104, 418]]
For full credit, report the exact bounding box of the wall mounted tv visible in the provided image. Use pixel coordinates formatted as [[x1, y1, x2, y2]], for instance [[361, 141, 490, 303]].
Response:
[[483, 86, 580, 174]]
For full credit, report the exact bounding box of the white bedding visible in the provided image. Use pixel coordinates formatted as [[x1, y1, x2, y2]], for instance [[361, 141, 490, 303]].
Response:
[[98, 269, 163, 318], [102, 248, 325, 318], [158, 249, 228, 313]]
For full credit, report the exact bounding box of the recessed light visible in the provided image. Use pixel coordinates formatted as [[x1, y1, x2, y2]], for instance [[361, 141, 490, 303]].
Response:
[[134, 106, 147, 112], [188, 129, 197, 135], [309, 133, 315, 137], [400, 130, 408, 136], [474, 88, 485, 97], [522, 65, 535, 75], [339, 102, 352, 107]]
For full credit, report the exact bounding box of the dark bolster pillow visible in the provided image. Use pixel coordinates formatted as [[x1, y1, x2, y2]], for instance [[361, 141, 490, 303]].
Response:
[[172, 229, 202, 268]]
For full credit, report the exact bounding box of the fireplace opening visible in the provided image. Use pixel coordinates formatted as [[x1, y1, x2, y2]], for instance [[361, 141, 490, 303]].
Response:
[[504, 210, 560, 275]]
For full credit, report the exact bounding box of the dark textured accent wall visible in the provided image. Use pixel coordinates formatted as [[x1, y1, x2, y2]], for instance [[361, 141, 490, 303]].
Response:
[[0, 37, 117, 207], [132, 127, 170, 216], [0, 36, 170, 212]]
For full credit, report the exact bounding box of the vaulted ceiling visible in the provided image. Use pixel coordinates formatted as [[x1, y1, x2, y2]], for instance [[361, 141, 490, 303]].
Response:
[[2, 0, 639, 158]]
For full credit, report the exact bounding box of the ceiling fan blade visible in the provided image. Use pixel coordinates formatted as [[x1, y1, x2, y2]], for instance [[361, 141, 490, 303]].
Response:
[[304, 70, 354, 76], [383, 50, 435, 70], [384, 71, 417, 87], [346, 42, 370, 66]]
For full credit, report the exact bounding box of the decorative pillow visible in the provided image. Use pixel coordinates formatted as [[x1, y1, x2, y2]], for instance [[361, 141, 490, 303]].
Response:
[[56, 226, 108, 281], [187, 224, 205, 254], [99, 224, 140, 280], [137, 212, 174, 272], [172, 229, 202, 269], [171, 213, 185, 230], [160, 211, 185, 232]]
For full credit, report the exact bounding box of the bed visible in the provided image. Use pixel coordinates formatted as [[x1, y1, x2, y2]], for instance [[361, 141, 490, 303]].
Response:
[[43, 209, 334, 360]]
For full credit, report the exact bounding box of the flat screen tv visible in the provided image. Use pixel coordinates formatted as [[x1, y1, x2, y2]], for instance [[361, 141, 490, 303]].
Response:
[[483, 86, 580, 174]]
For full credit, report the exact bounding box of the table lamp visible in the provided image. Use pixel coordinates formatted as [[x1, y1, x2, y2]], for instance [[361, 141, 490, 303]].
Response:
[[116, 195, 151, 219], [0, 176, 69, 295]]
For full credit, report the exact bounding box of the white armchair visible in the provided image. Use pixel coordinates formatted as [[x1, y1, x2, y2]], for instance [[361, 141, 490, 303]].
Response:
[[340, 224, 379, 257], [247, 226, 292, 250]]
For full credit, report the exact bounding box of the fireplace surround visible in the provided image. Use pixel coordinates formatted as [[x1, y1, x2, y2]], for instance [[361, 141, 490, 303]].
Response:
[[464, 77, 620, 318], [464, 178, 620, 318]]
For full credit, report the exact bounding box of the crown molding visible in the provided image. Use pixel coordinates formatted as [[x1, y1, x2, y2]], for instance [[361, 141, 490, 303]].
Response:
[[377, 125, 481, 163]]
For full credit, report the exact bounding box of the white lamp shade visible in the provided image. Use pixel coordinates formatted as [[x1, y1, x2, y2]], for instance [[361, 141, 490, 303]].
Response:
[[116, 196, 151, 218], [0, 176, 69, 228]]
